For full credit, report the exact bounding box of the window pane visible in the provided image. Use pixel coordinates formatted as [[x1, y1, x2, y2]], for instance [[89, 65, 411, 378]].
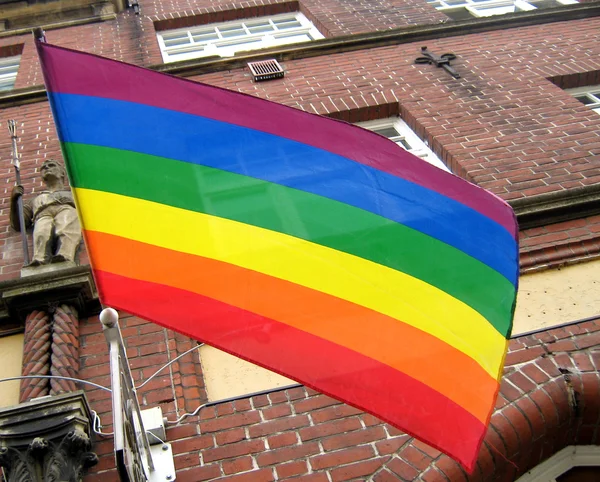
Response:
[[274, 19, 302, 29], [164, 37, 190, 47], [574, 95, 594, 105], [192, 32, 219, 42], [247, 23, 274, 33], [443, 7, 476, 19], [474, 5, 517, 15], [219, 26, 246, 38], [372, 127, 399, 138], [530, 0, 562, 7]]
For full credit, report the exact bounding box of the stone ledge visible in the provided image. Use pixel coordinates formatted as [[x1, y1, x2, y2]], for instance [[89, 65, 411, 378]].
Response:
[[0, 265, 99, 329], [510, 183, 600, 230], [0, 391, 92, 448]]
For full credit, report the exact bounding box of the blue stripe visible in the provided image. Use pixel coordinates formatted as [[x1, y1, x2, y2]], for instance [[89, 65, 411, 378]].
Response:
[[51, 93, 518, 285]]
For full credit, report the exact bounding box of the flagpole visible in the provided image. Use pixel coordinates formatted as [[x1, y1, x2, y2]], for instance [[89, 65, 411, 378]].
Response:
[[8, 120, 30, 266]]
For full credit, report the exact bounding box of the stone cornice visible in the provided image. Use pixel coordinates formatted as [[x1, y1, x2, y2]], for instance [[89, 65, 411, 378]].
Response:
[[510, 183, 600, 230], [0, 266, 99, 329]]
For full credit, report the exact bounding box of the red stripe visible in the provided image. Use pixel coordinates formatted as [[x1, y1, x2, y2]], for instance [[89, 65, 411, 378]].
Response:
[[95, 269, 486, 470], [38, 42, 516, 237]]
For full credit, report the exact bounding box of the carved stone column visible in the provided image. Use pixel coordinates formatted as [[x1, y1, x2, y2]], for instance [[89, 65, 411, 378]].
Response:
[[50, 305, 80, 395], [19, 310, 51, 403], [0, 392, 98, 482]]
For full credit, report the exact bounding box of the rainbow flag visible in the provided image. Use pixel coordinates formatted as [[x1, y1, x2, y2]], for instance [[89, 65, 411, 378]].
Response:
[[37, 40, 518, 470]]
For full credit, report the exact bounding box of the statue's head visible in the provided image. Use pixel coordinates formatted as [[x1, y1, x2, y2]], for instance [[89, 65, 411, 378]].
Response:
[[40, 159, 66, 184]]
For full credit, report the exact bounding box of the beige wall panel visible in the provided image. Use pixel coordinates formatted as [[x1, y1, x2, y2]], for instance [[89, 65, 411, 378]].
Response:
[[200, 260, 600, 397], [0, 334, 24, 408], [513, 259, 600, 335], [199, 344, 293, 401]]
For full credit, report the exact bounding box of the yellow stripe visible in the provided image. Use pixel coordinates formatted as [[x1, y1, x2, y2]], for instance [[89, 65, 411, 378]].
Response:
[[76, 188, 506, 377]]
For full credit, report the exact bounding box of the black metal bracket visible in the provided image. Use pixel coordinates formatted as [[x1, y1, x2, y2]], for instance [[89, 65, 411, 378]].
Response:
[[415, 46, 460, 79]]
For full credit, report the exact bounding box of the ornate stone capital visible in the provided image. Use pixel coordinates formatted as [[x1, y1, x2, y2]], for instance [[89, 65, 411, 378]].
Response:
[[0, 392, 97, 482]]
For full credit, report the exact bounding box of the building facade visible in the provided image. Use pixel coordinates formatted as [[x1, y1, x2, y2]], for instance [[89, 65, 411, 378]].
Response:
[[0, 0, 600, 480]]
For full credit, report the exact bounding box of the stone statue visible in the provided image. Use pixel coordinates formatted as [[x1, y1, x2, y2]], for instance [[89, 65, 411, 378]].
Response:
[[9, 159, 81, 267]]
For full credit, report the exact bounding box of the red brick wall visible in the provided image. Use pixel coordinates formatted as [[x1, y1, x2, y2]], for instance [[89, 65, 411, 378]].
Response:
[[82, 316, 600, 482], [520, 216, 600, 270], [2, 17, 600, 278]]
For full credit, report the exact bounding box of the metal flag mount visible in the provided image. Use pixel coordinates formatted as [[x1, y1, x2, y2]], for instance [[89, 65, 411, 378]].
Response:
[[8, 120, 30, 266], [100, 308, 176, 482], [415, 46, 461, 79]]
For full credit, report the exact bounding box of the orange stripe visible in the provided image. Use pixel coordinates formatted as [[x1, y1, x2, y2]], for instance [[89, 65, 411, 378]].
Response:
[[86, 230, 499, 423]]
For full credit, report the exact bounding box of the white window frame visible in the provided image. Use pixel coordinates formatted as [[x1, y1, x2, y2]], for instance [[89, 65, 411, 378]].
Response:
[[566, 85, 600, 115], [427, 0, 577, 17], [157, 13, 324, 63], [516, 446, 600, 481], [0, 55, 20, 92], [357, 117, 450, 172]]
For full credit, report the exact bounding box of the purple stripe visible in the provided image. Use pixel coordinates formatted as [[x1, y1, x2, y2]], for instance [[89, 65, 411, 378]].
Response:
[[38, 42, 516, 237]]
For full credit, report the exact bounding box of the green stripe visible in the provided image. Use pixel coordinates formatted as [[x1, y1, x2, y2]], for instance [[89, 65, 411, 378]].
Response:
[[64, 142, 515, 337]]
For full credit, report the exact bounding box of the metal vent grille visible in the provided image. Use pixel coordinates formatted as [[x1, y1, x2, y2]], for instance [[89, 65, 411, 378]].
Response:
[[247, 59, 284, 82]]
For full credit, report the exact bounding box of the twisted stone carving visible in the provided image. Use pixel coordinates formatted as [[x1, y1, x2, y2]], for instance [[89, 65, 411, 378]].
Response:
[[50, 305, 79, 395], [20, 311, 51, 402], [20, 305, 81, 402]]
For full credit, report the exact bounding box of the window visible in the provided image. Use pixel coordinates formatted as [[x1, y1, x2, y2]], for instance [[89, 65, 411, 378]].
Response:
[[357, 117, 450, 172], [0, 55, 20, 92], [157, 13, 324, 63], [566, 85, 600, 115], [428, 0, 577, 20], [516, 446, 600, 481]]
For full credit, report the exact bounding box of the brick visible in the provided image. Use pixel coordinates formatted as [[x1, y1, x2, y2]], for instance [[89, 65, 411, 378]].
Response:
[[310, 404, 363, 423], [215, 427, 246, 446], [322, 426, 386, 451], [373, 469, 404, 482], [576, 332, 600, 350], [299, 417, 363, 442], [248, 414, 311, 438], [222, 456, 254, 475], [536, 357, 561, 377], [547, 339, 577, 352], [412, 439, 442, 459], [174, 453, 200, 470], [294, 395, 340, 413], [222, 468, 274, 482], [490, 412, 520, 456], [176, 464, 221, 482], [508, 371, 537, 394], [200, 411, 261, 433], [288, 474, 330, 482], [171, 434, 214, 454], [504, 347, 546, 366], [520, 364, 550, 384], [376, 435, 410, 456], [500, 379, 522, 402], [202, 439, 266, 463], [580, 373, 600, 424], [310, 445, 375, 470], [276, 460, 309, 478], [263, 403, 292, 420], [257, 441, 320, 466], [330, 457, 389, 481], [268, 432, 298, 449], [516, 396, 546, 441], [387, 457, 420, 480]]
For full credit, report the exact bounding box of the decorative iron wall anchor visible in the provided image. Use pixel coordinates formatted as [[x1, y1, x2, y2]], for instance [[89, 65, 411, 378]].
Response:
[[415, 46, 460, 79]]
